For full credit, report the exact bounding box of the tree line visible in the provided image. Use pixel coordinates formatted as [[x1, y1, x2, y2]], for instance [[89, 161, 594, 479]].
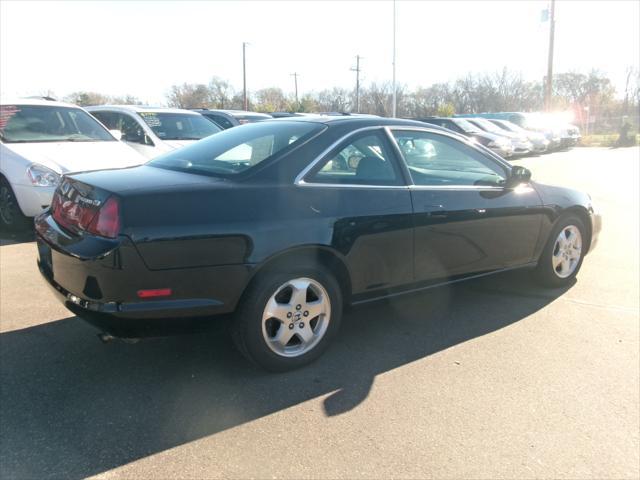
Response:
[[64, 68, 639, 134]]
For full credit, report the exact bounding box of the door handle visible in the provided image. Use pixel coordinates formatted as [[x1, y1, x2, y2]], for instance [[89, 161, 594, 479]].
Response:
[[423, 205, 446, 218]]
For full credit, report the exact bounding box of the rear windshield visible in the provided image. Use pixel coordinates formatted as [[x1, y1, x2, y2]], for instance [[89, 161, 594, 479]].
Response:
[[149, 121, 324, 176], [138, 112, 221, 140], [0, 105, 114, 143], [235, 115, 270, 124]]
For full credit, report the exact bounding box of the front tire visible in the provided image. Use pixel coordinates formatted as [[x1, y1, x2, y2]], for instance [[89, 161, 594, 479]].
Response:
[[0, 177, 31, 232], [534, 214, 586, 288], [232, 266, 343, 372]]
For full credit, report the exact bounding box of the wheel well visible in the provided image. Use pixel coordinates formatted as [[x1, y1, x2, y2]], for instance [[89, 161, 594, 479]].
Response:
[[248, 247, 352, 301], [564, 206, 593, 252]]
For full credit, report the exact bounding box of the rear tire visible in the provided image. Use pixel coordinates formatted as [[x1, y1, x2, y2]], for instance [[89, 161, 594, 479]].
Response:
[[232, 266, 343, 372], [534, 214, 586, 288], [0, 177, 31, 232]]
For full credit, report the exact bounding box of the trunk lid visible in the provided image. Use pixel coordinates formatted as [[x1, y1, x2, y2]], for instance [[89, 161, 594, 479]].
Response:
[[66, 165, 225, 195]]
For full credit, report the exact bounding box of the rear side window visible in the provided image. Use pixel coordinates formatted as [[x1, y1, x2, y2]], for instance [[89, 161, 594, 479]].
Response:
[[149, 121, 323, 176], [306, 131, 402, 186]]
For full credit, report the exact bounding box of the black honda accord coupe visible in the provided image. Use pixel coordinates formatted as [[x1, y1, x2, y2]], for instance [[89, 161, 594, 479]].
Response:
[[35, 116, 601, 371]]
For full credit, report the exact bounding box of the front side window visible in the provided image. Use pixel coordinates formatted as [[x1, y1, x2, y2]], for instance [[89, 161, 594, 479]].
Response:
[[306, 131, 401, 186], [391, 130, 507, 187], [0, 105, 114, 143], [204, 114, 234, 129], [119, 114, 153, 145], [149, 121, 323, 176], [138, 112, 221, 140], [93, 111, 152, 146]]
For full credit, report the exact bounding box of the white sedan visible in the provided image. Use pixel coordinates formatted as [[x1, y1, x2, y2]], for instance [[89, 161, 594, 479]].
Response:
[[0, 98, 146, 231]]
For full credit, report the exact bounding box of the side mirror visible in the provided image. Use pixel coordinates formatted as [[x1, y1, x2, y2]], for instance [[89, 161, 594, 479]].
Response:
[[507, 166, 531, 187], [109, 129, 122, 141]]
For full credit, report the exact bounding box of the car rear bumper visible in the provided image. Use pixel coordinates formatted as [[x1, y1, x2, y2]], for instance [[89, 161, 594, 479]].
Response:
[[35, 213, 253, 337]]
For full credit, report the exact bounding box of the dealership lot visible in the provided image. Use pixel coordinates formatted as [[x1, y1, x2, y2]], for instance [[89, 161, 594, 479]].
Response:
[[0, 147, 638, 479]]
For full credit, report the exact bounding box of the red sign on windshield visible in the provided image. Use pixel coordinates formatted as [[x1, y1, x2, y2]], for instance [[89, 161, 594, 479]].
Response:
[[0, 105, 20, 130]]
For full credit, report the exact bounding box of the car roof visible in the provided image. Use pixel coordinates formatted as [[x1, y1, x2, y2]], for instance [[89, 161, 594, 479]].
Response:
[[0, 97, 82, 109], [269, 115, 453, 132], [196, 109, 272, 118], [85, 105, 201, 115]]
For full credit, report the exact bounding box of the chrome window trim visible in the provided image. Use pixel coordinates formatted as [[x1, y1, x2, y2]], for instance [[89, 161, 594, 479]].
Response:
[[294, 123, 512, 191], [296, 180, 409, 190], [408, 185, 504, 191]]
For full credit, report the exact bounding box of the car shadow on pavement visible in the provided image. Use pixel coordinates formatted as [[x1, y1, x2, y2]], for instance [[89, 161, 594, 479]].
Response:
[[0, 227, 34, 246], [0, 270, 573, 479]]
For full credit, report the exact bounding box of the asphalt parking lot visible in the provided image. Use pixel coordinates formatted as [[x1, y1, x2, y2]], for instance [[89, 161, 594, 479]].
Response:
[[0, 147, 638, 479]]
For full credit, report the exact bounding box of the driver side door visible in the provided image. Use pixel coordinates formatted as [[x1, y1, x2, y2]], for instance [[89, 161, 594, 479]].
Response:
[[389, 129, 543, 282]]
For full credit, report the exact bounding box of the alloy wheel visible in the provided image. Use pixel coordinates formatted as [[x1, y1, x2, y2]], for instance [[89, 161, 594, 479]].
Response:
[[261, 277, 331, 357], [552, 225, 582, 278]]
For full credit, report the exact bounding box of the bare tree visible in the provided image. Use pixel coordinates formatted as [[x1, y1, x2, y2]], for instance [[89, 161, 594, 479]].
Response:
[[64, 91, 112, 106], [314, 87, 351, 112], [253, 87, 291, 112], [208, 77, 234, 109], [166, 83, 211, 109]]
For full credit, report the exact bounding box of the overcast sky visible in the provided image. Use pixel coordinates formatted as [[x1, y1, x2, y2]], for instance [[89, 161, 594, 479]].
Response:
[[1, 0, 638, 104]]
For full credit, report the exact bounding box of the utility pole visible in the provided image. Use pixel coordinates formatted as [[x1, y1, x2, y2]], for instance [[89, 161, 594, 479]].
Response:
[[350, 55, 362, 113], [242, 42, 248, 111], [392, 0, 397, 118], [290, 72, 300, 107], [544, 0, 555, 111]]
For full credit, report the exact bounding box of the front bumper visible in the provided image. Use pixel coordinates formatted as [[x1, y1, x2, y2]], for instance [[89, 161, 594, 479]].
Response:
[[35, 213, 253, 337], [588, 209, 602, 254], [12, 183, 56, 217], [560, 136, 579, 149]]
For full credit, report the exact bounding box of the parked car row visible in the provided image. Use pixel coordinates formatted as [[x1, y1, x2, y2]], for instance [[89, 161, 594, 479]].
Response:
[[454, 112, 581, 151], [415, 112, 580, 158]]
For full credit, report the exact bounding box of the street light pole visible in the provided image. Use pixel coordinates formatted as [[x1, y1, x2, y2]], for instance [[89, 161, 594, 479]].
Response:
[[290, 72, 300, 107], [392, 0, 397, 117], [242, 42, 248, 111], [351, 55, 361, 113], [544, 0, 556, 111]]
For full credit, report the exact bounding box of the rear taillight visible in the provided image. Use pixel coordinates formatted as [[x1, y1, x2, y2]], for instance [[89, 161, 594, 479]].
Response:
[[86, 197, 120, 238], [51, 192, 120, 239]]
